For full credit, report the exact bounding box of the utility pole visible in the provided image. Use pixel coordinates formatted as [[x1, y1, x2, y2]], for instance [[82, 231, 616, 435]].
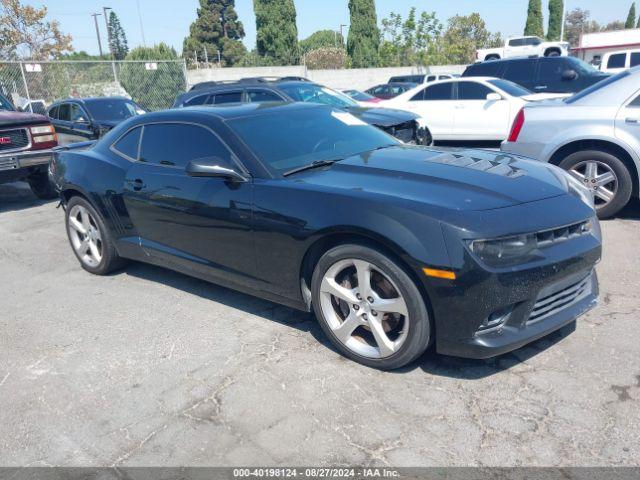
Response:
[[560, 1, 567, 41], [339, 24, 347, 45], [136, 0, 147, 47], [91, 13, 104, 57]]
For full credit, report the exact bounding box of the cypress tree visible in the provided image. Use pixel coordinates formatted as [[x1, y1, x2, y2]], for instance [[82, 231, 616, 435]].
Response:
[[253, 0, 299, 65], [524, 0, 544, 37], [108, 11, 129, 60], [626, 3, 636, 29], [547, 0, 564, 40], [183, 0, 246, 66], [347, 0, 380, 68]]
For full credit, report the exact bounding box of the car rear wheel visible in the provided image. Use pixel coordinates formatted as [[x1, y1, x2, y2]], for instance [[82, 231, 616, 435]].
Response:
[[559, 150, 632, 219], [65, 196, 126, 275], [545, 50, 561, 57], [27, 171, 57, 199], [311, 244, 431, 370]]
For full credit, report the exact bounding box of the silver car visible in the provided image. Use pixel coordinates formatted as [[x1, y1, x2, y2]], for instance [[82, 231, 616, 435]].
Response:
[[501, 67, 640, 218]]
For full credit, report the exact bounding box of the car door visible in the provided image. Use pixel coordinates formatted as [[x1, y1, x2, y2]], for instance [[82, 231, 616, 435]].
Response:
[[615, 89, 640, 152], [504, 38, 523, 57], [52, 103, 86, 145], [404, 82, 455, 139], [68, 103, 97, 140], [535, 58, 575, 93], [453, 81, 511, 140], [120, 121, 257, 288]]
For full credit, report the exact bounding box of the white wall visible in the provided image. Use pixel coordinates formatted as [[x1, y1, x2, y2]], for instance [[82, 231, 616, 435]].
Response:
[[186, 65, 468, 91]]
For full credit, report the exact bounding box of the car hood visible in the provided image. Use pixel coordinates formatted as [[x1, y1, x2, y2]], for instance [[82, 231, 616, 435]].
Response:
[[293, 146, 571, 212], [0, 110, 50, 127], [344, 106, 419, 127]]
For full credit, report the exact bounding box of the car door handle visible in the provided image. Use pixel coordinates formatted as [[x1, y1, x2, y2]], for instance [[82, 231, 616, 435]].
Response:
[[625, 117, 639, 124], [127, 178, 146, 191]]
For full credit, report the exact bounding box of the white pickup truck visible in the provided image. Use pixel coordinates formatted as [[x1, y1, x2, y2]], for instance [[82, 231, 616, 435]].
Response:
[[476, 36, 570, 62]]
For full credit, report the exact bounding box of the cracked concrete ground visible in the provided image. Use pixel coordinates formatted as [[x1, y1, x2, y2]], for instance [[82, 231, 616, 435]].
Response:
[[0, 181, 639, 467]]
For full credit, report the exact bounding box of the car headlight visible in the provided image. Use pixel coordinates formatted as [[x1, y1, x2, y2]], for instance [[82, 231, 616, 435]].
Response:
[[564, 170, 595, 208], [468, 234, 539, 267]]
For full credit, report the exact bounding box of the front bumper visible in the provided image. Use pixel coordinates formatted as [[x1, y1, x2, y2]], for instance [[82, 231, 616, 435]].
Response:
[[0, 148, 55, 173]]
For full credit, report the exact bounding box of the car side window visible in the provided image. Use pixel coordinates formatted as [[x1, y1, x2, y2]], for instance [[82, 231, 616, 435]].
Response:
[[466, 62, 501, 77], [537, 58, 565, 83], [57, 103, 71, 121], [508, 38, 523, 47], [212, 91, 242, 104], [48, 105, 59, 119], [70, 104, 88, 122], [422, 82, 454, 101], [426, 75, 436, 82], [247, 90, 282, 102], [139, 123, 234, 169], [503, 59, 536, 82], [112, 126, 142, 160], [184, 94, 210, 107], [631, 52, 640, 67], [607, 53, 626, 69], [457, 82, 493, 100], [628, 93, 640, 108]]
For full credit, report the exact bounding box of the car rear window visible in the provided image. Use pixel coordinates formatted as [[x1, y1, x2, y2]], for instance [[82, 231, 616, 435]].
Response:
[[112, 126, 142, 160], [423, 82, 454, 100], [457, 82, 493, 100]]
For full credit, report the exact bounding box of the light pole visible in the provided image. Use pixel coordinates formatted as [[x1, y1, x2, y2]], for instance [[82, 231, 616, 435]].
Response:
[[137, 0, 147, 47], [91, 13, 104, 57], [340, 24, 347, 45], [560, 1, 567, 41]]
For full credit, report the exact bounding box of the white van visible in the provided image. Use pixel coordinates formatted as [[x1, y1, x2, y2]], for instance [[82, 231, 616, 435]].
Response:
[[601, 49, 640, 73]]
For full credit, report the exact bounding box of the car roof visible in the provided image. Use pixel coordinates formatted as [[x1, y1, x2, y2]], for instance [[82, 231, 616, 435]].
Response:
[[146, 101, 324, 122], [51, 96, 132, 106]]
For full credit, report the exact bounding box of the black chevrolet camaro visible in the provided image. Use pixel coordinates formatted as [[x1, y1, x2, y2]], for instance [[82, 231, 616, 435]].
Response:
[[51, 102, 601, 370]]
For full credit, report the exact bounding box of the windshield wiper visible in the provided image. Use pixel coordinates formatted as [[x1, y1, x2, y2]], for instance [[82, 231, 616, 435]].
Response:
[[283, 159, 341, 177]]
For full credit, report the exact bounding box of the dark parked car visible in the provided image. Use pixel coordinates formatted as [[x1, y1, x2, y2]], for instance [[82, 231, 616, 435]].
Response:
[[365, 82, 418, 99], [51, 102, 601, 370], [47, 97, 144, 145], [463, 56, 610, 94], [0, 92, 59, 198], [174, 78, 431, 145]]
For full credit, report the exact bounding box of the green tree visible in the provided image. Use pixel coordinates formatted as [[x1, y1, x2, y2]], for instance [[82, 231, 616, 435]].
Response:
[[379, 8, 442, 66], [563, 8, 601, 47], [183, 0, 246, 67], [119, 43, 186, 111], [524, 0, 544, 37], [299, 30, 344, 55], [626, 2, 636, 29], [253, 0, 299, 65], [347, 0, 380, 68], [441, 13, 502, 64], [547, 0, 563, 40], [108, 11, 128, 60]]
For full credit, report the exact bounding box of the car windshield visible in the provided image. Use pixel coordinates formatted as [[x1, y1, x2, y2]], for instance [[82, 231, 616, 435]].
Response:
[[345, 90, 375, 101], [0, 94, 15, 111], [279, 83, 359, 108], [488, 79, 532, 97], [227, 106, 398, 175], [566, 56, 600, 75], [565, 70, 630, 104], [84, 99, 143, 122]]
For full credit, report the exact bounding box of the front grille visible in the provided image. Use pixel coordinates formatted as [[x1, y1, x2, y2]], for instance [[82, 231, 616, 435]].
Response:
[[535, 220, 592, 248], [383, 121, 416, 143], [528, 274, 591, 324], [0, 128, 29, 152]]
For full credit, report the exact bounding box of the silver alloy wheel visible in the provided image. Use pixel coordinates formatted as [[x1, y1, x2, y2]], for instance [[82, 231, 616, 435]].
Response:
[[569, 160, 618, 207], [319, 258, 410, 359], [67, 204, 103, 268]]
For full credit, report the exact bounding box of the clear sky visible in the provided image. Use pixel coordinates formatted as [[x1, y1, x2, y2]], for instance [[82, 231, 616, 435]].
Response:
[[39, 0, 630, 56]]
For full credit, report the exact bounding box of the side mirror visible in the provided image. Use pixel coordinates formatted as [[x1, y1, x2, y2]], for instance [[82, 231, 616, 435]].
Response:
[[186, 158, 247, 182], [562, 69, 578, 81], [486, 92, 502, 101]]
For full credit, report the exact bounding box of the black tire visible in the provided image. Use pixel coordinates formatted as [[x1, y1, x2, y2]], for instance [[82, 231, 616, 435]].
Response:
[[545, 50, 561, 57], [558, 149, 633, 219], [311, 244, 431, 370], [27, 171, 57, 199], [65, 195, 126, 275], [485, 55, 500, 61]]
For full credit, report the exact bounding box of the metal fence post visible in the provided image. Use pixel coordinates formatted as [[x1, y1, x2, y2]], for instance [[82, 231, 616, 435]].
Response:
[[182, 59, 189, 91], [19, 62, 33, 113]]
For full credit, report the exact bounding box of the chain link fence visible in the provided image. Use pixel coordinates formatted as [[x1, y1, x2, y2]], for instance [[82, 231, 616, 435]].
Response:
[[0, 60, 188, 114]]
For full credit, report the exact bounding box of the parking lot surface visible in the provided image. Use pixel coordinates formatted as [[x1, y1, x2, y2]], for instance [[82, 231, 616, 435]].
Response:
[[1, 182, 639, 467]]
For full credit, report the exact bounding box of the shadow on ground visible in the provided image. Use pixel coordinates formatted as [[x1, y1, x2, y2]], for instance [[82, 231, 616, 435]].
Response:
[[123, 261, 576, 381], [0, 182, 56, 213]]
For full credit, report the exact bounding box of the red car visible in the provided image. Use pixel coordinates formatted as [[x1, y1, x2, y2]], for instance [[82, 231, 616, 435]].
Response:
[[0, 93, 59, 198]]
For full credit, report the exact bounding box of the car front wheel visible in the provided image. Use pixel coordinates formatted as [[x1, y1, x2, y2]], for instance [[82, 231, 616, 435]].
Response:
[[559, 149, 632, 219], [311, 244, 431, 370]]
